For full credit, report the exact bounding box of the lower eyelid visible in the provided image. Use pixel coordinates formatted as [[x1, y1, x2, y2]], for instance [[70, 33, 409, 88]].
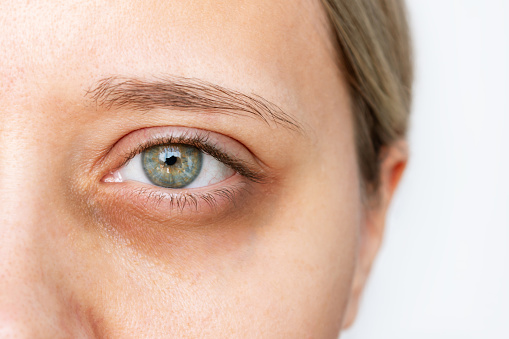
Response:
[[97, 176, 254, 222], [80, 177, 263, 258]]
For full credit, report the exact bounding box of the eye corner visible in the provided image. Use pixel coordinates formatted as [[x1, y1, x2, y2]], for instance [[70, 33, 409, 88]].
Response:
[[101, 171, 123, 183]]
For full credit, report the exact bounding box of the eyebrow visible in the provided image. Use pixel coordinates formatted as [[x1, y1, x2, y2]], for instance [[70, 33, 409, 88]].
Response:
[[86, 76, 302, 132]]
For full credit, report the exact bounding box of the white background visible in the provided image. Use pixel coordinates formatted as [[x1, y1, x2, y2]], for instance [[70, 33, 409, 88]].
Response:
[[342, 1, 509, 338]]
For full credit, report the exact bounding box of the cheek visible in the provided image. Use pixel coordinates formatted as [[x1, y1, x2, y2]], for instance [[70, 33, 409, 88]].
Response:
[[157, 149, 360, 336], [255, 142, 362, 335], [248, 93, 364, 334], [71, 118, 362, 337], [66, 160, 362, 338]]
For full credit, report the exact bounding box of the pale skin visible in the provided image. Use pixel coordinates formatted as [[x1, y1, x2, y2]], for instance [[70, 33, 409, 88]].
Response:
[[0, 1, 407, 338]]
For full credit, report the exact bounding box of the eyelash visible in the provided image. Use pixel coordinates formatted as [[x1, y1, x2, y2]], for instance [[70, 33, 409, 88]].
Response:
[[106, 129, 266, 212], [126, 184, 248, 212]]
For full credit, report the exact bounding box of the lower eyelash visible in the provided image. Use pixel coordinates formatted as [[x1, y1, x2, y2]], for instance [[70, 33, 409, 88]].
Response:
[[127, 182, 251, 213]]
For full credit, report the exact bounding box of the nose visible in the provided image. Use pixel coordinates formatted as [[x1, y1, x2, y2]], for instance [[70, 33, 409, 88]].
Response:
[[0, 197, 63, 338], [0, 123, 94, 338]]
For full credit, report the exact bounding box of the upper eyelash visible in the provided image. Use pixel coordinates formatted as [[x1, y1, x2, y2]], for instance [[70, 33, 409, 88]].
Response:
[[117, 131, 268, 184]]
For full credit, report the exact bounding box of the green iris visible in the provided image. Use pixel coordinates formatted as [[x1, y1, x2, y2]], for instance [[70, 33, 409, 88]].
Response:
[[142, 144, 203, 188]]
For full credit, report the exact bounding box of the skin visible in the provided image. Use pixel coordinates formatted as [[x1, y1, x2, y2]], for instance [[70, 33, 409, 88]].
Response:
[[0, 0, 406, 338]]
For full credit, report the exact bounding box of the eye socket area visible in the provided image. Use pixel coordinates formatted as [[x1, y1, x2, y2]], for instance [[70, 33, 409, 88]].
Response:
[[106, 143, 236, 190], [93, 127, 271, 220]]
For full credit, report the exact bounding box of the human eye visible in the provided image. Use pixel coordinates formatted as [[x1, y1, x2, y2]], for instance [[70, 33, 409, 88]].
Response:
[[111, 142, 235, 189], [99, 126, 267, 215]]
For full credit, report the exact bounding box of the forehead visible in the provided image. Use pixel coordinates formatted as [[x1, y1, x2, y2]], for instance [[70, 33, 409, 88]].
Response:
[[0, 0, 338, 113]]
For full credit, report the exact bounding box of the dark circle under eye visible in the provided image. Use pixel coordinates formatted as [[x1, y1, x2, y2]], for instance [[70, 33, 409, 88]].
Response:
[[142, 144, 203, 188]]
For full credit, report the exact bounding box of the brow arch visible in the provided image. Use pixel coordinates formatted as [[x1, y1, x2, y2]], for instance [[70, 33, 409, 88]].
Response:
[[86, 75, 302, 132]]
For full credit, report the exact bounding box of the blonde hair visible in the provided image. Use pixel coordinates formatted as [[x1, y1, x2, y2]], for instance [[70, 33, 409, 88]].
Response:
[[320, 0, 413, 193]]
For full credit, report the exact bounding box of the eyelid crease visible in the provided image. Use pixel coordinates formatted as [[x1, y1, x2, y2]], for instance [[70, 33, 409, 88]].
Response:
[[115, 131, 269, 185]]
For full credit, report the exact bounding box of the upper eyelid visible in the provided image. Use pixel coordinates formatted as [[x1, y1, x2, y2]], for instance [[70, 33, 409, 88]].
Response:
[[109, 128, 269, 184], [119, 132, 213, 167]]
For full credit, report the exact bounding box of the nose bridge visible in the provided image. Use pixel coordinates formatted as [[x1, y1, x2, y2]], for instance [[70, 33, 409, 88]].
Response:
[[0, 115, 78, 337], [0, 199, 46, 336], [0, 112, 51, 228]]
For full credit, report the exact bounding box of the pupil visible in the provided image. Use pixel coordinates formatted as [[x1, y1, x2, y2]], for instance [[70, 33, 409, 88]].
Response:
[[165, 156, 178, 166]]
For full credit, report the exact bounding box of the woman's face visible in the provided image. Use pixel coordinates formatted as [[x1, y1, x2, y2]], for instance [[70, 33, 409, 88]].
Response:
[[0, 1, 399, 337]]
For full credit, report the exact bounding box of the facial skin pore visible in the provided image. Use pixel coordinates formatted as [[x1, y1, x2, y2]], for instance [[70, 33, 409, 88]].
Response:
[[0, 1, 406, 337]]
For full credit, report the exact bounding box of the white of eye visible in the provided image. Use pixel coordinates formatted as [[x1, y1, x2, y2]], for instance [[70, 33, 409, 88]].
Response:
[[112, 152, 235, 189]]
